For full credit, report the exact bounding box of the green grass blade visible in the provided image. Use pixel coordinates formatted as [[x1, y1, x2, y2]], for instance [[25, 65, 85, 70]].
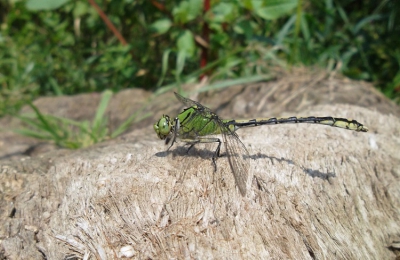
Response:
[[92, 90, 113, 132], [154, 48, 247, 95], [175, 50, 186, 91], [27, 102, 61, 139], [276, 15, 296, 45], [157, 49, 172, 87], [16, 114, 46, 129], [193, 74, 275, 93], [111, 111, 151, 138], [14, 128, 52, 140]]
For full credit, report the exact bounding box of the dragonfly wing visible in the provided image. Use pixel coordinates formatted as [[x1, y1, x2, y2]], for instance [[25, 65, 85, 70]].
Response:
[[174, 92, 214, 114], [175, 92, 251, 195], [222, 128, 251, 196]]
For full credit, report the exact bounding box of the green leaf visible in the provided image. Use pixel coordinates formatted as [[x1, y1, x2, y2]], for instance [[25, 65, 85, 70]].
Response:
[[150, 18, 172, 34], [173, 0, 202, 24], [234, 20, 255, 40], [209, 2, 238, 23], [26, 0, 70, 10], [177, 30, 195, 57], [255, 0, 298, 20], [175, 50, 186, 83], [241, 0, 255, 10], [73, 1, 90, 18]]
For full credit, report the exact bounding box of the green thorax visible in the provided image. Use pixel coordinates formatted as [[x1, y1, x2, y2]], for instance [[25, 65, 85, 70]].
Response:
[[177, 106, 235, 137]]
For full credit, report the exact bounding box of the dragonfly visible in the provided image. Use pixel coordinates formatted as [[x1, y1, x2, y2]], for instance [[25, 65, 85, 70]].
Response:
[[153, 92, 368, 196]]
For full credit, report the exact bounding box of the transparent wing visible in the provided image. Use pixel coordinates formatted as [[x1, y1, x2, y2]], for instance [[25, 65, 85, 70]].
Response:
[[174, 92, 251, 195], [222, 129, 251, 196], [174, 92, 214, 114]]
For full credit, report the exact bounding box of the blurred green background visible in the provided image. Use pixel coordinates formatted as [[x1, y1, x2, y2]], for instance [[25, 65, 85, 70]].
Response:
[[1, 0, 399, 118]]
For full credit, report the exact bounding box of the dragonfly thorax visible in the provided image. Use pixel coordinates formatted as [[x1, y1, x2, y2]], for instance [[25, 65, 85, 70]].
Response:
[[154, 115, 174, 140]]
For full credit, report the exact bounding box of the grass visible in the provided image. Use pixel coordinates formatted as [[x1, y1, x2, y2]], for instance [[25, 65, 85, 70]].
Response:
[[14, 90, 151, 149]]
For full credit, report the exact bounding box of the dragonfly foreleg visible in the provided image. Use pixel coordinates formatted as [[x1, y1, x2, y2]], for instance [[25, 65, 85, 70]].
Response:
[[166, 117, 180, 151]]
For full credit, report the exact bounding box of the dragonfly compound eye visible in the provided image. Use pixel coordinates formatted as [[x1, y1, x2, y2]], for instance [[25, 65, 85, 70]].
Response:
[[154, 115, 171, 139]]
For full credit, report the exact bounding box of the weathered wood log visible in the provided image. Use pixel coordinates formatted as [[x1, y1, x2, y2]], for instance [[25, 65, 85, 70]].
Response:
[[1, 71, 399, 259]]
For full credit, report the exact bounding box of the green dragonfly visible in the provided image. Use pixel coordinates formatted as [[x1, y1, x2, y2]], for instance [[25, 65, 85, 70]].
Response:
[[154, 92, 368, 196]]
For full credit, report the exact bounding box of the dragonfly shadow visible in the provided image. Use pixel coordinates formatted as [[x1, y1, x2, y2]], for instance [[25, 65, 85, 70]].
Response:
[[154, 151, 169, 158], [155, 145, 215, 160], [301, 168, 336, 179], [156, 148, 337, 181], [249, 153, 336, 180], [248, 154, 295, 165]]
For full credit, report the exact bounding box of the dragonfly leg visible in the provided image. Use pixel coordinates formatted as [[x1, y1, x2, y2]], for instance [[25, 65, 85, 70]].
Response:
[[211, 139, 222, 172], [180, 139, 201, 154], [186, 143, 196, 154], [166, 117, 180, 151], [181, 137, 221, 171]]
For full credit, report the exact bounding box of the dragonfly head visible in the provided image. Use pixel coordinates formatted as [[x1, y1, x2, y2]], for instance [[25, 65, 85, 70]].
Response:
[[154, 115, 173, 140]]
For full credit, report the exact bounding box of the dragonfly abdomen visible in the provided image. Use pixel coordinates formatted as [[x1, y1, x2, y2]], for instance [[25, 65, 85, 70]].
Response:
[[227, 116, 368, 132]]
